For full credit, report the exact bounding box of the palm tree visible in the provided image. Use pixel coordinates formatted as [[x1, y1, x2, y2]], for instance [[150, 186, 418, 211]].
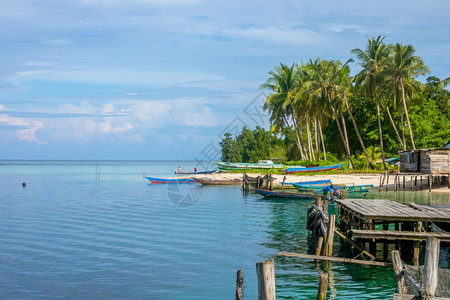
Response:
[[260, 63, 307, 160], [305, 58, 355, 169], [385, 43, 430, 149], [351, 36, 392, 170], [334, 64, 375, 169]]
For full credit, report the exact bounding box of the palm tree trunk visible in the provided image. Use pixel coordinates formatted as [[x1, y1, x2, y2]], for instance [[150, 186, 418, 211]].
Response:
[[340, 112, 352, 168], [376, 96, 387, 170], [317, 116, 327, 160], [401, 82, 416, 149], [314, 117, 320, 161], [290, 104, 308, 160], [400, 106, 406, 148], [318, 118, 326, 160], [306, 115, 315, 161], [344, 95, 374, 169], [385, 104, 405, 150], [327, 92, 355, 168], [282, 114, 305, 160]]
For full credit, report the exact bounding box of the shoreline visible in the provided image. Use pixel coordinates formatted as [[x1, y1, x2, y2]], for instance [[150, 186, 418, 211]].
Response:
[[182, 172, 450, 194]]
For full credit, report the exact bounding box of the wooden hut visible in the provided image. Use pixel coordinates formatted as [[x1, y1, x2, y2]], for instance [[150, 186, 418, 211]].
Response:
[[399, 143, 450, 173]]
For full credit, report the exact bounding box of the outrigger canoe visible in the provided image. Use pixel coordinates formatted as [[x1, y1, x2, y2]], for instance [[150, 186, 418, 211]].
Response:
[[292, 183, 373, 193], [285, 179, 331, 186], [146, 177, 196, 184], [254, 188, 319, 199], [193, 178, 242, 186], [285, 163, 344, 173]]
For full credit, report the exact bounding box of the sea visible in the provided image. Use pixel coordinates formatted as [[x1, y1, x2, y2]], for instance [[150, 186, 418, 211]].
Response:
[[0, 160, 448, 299]]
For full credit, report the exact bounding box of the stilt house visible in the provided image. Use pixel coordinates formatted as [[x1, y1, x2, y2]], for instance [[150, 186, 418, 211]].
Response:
[[399, 142, 450, 173]]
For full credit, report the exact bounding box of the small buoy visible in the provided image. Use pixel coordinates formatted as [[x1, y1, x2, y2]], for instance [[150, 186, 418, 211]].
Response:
[[22, 182, 26, 187]]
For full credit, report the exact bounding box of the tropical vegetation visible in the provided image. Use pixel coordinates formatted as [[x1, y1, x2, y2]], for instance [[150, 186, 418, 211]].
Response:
[[220, 36, 449, 170]]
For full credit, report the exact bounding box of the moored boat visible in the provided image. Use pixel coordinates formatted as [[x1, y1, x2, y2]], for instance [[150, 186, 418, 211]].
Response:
[[146, 177, 197, 184], [254, 188, 319, 199], [285, 163, 344, 173], [285, 179, 331, 186], [292, 183, 373, 193], [215, 160, 284, 170], [176, 170, 218, 175], [193, 178, 242, 186]]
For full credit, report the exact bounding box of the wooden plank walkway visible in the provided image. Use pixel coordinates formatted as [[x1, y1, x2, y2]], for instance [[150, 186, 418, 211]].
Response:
[[351, 229, 450, 241], [335, 199, 450, 223]]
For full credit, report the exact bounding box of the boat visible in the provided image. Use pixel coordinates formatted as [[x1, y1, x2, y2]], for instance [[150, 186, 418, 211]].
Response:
[[254, 188, 319, 199], [285, 179, 332, 186], [215, 160, 284, 170], [293, 183, 373, 193], [193, 178, 242, 186], [176, 170, 218, 175], [146, 177, 197, 184], [284, 163, 344, 173]]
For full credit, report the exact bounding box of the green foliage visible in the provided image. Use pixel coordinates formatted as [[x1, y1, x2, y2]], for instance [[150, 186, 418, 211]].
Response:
[[219, 126, 283, 163]]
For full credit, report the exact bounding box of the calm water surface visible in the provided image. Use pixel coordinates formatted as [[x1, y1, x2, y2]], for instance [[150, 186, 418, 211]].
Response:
[[0, 161, 448, 299]]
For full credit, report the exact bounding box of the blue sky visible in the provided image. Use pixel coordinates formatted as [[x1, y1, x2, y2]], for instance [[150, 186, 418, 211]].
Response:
[[1, 0, 449, 160]]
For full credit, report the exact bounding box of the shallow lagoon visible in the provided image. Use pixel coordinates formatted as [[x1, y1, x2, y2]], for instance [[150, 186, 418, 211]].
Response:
[[0, 161, 448, 299]]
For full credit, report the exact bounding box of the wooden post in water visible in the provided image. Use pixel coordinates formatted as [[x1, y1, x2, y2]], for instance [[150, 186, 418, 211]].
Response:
[[394, 175, 397, 192], [428, 173, 432, 192], [411, 176, 414, 192], [413, 241, 420, 267], [236, 269, 243, 300], [317, 272, 328, 300], [323, 215, 336, 256], [386, 171, 390, 191], [403, 176, 406, 191], [423, 237, 440, 297], [391, 250, 407, 294], [323, 199, 329, 215], [379, 174, 382, 192], [256, 258, 275, 300], [420, 176, 423, 190], [316, 237, 324, 256]]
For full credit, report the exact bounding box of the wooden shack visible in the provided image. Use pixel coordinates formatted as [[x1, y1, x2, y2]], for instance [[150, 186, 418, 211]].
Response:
[[399, 143, 450, 173]]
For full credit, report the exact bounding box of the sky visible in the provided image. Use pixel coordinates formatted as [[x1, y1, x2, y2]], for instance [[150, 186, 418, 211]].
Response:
[[0, 0, 449, 161]]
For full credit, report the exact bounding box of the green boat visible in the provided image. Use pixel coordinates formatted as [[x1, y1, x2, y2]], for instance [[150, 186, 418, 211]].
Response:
[[292, 183, 373, 194]]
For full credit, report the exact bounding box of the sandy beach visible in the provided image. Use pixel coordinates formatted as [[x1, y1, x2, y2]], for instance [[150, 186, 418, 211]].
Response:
[[186, 172, 450, 194]]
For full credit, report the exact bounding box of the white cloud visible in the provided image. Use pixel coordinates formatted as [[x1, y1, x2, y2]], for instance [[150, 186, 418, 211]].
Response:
[[0, 114, 46, 144], [39, 38, 73, 46], [222, 26, 323, 45], [180, 106, 218, 127]]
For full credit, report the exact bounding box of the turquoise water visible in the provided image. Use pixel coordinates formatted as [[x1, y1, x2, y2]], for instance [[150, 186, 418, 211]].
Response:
[[0, 161, 447, 299]]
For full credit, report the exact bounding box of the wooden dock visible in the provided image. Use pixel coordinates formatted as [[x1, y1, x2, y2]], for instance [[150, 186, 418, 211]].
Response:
[[335, 199, 450, 264]]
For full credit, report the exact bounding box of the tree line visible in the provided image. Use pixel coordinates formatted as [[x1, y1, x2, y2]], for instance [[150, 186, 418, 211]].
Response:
[[220, 36, 449, 169]]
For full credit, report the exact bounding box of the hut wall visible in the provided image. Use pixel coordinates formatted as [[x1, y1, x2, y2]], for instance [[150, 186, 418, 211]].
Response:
[[422, 149, 450, 173], [400, 151, 420, 172]]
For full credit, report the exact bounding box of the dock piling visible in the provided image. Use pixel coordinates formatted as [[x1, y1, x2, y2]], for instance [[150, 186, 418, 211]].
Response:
[[256, 258, 275, 300], [236, 269, 243, 300]]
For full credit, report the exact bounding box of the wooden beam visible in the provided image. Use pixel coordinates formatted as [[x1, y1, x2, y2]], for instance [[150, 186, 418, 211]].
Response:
[[277, 252, 391, 266], [393, 293, 449, 300], [391, 250, 406, 294], [334, 229, 375, 260]]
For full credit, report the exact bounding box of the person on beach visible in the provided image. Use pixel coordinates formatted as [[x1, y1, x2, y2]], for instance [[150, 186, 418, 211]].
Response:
[[177, 166, 182, 173], [194, 168, 197, 173]]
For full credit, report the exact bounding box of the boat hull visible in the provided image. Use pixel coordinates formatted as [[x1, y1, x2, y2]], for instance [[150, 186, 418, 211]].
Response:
[[146, 177, 196, 184], [254, 188, 318, 199], [176, 170, 218, 175], [285, 163, 344, 173], [293, 183, 373, 193], [194, 178, 242, 186]]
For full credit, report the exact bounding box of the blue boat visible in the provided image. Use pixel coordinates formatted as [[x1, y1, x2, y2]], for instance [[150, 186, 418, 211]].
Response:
[[285, 163, 344, 173], [285, 179, 331, 186], [146, 177, 197, 184], [254, 188, 318, 199], [293, 183, 373, 193]]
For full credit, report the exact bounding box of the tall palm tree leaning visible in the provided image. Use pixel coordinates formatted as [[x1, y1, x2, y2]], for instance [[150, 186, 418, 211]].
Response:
[[305, 58, 355, 169], [386, 43, 430, 150], [335, 64, 375, 169], [260, 63, 307, 160], [351, 36, 392, 170]]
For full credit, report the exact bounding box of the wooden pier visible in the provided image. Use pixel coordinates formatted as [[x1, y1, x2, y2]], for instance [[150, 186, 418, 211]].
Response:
[[336, 199, 450, 264]]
